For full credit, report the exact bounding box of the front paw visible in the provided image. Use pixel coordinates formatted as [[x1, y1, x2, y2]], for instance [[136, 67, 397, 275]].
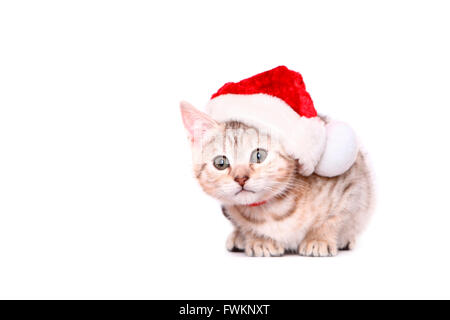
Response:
[[298, 239, 338, 257], [245, 237, 285, 257]]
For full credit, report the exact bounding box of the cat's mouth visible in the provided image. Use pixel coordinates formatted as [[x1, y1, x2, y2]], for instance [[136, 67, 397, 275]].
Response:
[[235, 188, 256, 196]]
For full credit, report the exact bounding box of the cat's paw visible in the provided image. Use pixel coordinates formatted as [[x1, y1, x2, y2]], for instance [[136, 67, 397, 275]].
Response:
[[226, 230, 245, 252], [339, 239, 356, 251], [298, 239, 338, 257], [244, 238, 285, 257]]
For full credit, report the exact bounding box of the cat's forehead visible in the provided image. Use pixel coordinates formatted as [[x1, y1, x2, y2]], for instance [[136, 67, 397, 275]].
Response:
[[224, 124, 270, 147], [201, 122, 272, 157]]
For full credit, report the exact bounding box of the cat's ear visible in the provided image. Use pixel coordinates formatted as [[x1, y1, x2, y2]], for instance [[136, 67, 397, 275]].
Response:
[[180, 101, 218, 143], [314, 120, 358, 177]]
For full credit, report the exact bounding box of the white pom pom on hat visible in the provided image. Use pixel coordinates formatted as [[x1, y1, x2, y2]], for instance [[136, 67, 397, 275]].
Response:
[[205, 66, 358, 177]]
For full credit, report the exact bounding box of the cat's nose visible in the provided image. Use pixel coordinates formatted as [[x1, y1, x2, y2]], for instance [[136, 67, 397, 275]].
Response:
[[234, 176, 249, 187]]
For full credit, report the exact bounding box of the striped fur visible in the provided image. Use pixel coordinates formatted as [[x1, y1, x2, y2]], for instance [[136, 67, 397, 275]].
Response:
[[190, 120, 374, 257]]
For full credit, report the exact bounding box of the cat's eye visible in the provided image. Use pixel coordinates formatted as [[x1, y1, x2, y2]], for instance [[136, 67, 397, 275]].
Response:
[[250, 148, 268, 164], [213, 155, 230, 170]]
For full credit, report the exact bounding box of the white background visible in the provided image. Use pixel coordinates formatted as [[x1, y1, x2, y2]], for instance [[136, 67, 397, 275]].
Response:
[[1, 1, 449, 299]]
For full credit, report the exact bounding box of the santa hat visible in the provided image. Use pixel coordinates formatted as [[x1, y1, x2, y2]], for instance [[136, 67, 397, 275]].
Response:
[[205, 66, 358, 177]]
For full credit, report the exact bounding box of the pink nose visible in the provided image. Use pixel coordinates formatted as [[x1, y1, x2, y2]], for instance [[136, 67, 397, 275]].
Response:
[[234, 176, 249, 187]]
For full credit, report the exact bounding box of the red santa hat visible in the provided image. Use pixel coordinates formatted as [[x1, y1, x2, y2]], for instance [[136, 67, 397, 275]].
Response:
[[205, 66, 358, 177]]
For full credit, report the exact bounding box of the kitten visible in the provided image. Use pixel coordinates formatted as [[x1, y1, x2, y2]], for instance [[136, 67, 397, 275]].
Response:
[[180, 102, 374, 257]]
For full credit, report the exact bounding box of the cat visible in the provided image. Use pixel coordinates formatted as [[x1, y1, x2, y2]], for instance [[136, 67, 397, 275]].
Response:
[[180, 101, 374, 257]]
